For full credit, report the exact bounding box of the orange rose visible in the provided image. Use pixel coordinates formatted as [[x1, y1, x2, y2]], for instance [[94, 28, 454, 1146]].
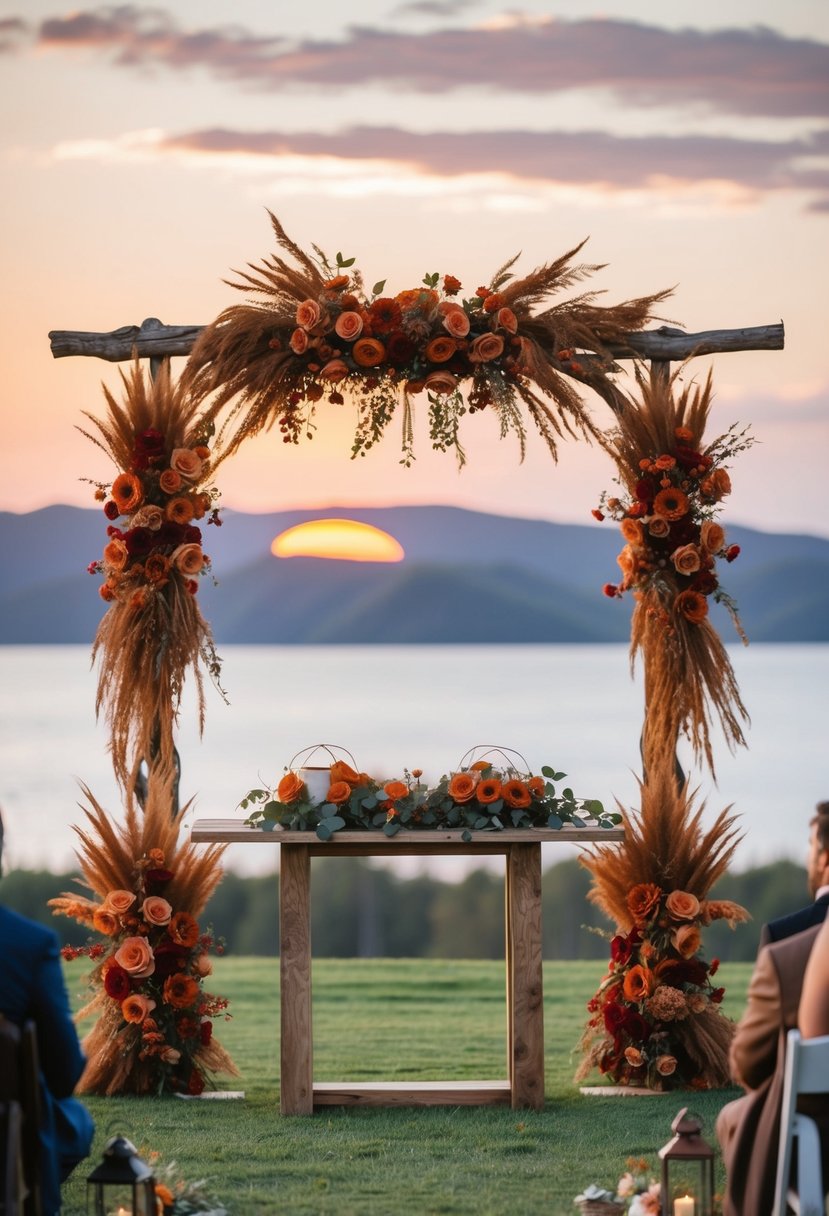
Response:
[[674, 589, 708, 624], [142, 896, 172, 926], [111, 472, 144, 513], [155, 1184, 175, 1208], [162, 972, 200, 1010], [122, 994, 156, 1024], [423, 370, 458, 395], [320, 359, 349, 382], [440, 305, 471, 338], [622, 964, 655, 1001], [169, 448, 203, 482], [326, 780, 352, 805], [502, 779, 531, 809], [665, 890, 700, 921], [165, 496, 196, 525], [277, 771, 306, 804], [334, 311, 364, 341], [170, 543, 204, 576], [144, 553, 170, 585], [329, 761, 365, 786], [103, 538, 129, 571], [114, 936, 155, 978], [424, 336, 457, 363], [626, 883, 662, 923], [92, 907, 118, 936], [468, 333, 504, 363], [159, 468, 182, 494], [527, 775, 545, 797], [290, 327, 311, 355], [653, 487, 689, 520], [647, 516, 670, 538], [352, 337, 386, 367], [168, 912, 200, 948], [323, 275, 350, 291], [710, 468, 732, 499], [672, 924, 701, 958], [476, 778, 502, 804], [383, 781, 408, 801], [448, 773, 477, 803], [492, 307, 518, 334], [620, 518, 644, 546], [104, 889, 137, 915], [700, 520, 725, 553], [296, 299, 322, 329], [624, 1047, 645, 1068], [671, 544, 701, 575]]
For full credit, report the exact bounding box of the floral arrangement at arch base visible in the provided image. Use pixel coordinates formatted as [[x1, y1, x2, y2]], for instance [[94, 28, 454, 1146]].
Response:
[[240, 750, 620, 840], [81, 360, 228, 790], [50, 766, 238, 1096], [593, 364, 753, 777], [182, 211, 672, 466], [576, 760, 748, 1091]]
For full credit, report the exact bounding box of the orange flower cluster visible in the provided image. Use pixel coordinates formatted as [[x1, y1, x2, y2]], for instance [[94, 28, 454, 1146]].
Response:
[[90, 428, 221, 609], [56, 845, 228, 1096], [596, 424, 746, 630], [581, 881, 746, 1090]]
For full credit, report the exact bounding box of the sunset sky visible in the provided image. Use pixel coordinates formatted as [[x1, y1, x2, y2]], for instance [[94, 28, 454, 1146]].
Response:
[[1, 1, 827, 537]]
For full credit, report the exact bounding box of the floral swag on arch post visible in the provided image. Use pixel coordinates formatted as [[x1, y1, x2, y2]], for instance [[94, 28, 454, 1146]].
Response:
[[73, 211, 759, 1096]]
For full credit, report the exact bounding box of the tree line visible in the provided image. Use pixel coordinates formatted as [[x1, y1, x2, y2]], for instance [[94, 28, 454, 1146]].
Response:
[[3, 856, 807, 963]]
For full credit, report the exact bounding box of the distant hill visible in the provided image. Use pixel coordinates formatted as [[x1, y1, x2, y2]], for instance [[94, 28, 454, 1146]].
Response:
[[1, 504, 828, 643]]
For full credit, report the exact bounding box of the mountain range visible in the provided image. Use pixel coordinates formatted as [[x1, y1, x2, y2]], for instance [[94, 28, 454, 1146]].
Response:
[[1, 504, 828, 643]]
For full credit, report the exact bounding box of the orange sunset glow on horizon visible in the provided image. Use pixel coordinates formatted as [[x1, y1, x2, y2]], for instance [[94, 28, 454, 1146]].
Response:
[[271, 519, 405, 563]]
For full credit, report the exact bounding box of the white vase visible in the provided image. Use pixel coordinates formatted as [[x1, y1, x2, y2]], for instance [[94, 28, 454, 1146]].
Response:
[[299, 766, 331, 804]]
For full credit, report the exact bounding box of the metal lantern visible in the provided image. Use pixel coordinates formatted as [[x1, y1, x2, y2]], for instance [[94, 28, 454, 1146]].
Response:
[[658, 1108, 715, 1216], [86, 1135, 156, 1216]]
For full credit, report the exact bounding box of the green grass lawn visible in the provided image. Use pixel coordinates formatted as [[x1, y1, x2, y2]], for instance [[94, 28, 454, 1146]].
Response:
[[61, 958, 752, 1215]]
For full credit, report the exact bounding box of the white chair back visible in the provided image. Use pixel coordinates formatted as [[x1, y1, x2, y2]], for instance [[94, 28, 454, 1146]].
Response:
[[773, 1028, 829, 1216]]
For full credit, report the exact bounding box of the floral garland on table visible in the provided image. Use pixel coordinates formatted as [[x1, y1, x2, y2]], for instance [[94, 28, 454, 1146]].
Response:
[[182, 211, 672, 466], [593, 365, 754, 776], [50, 769, 238, 1096], [240, 754, 619, 840], [577, 761, 747, 1091], [576, 1158, 662, 1215], [81, 361, 227, 788]]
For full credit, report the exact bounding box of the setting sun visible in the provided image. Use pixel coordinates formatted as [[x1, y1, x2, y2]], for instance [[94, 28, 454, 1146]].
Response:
[[271, 519, 405, 563]]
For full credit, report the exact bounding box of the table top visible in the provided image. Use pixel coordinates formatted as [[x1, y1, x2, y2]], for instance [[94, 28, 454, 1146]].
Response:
[[190, 818, 624, 849]]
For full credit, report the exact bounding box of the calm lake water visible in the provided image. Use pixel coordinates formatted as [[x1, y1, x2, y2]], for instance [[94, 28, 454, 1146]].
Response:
[[1, 644, 825, 878]]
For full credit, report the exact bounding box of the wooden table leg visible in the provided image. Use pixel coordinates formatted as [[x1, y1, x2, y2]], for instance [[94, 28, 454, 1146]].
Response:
[[505, 843, 544, 1109], [279, 845, 313, 1114]]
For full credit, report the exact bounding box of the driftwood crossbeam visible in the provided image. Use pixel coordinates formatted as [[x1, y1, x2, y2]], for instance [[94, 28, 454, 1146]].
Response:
[[49, 318, 784, 364]]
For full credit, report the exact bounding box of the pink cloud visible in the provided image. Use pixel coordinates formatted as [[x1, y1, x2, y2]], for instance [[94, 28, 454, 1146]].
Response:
[[28, 8, 829, 118]]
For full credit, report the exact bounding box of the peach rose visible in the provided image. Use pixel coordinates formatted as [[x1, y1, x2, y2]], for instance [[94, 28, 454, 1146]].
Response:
[[122, 994, 156, 1024], [103, 539, 129, 571], [708, 468, 732, 499], [423, 369, 458, 395], [334, 311, 364, 341], [492, 306, 518, 334], [647, 516, 670, 538], [114, 936, 155, 978], [620, 518, 644, 546], [131, 504, 164, 531], [700, 520, 725, 553], [665, 890, 700, 921], [352, 338, 386, 367], [92, 908, 118, 936], [440, 305, 471, 338], [424, 336, 457, 363], [158, 468, 182, 494], [104, 889, 137, 915], [144, 553, 170, 584], [688, 993, 708, 1013], [170, 543, 204, 576], [326, 780, 352, 805], [320, 358, 349, 382], [468, 333, 504, 363], [624, 1046, 645, 1068], [672, 923, 702, 958], [656, 1055, 677, 1076], [671, 544, 701, 575], [289, 327, 311, 355], [627, 882, 662, 923], [675, 589, 708, 624], [142, 896, 172, 926], [277, 771, 305, 804], [169, 448, 203, 482], [296, 299, 322, 329], [159, 1045, 182, 1064], [194, 953, 213, 977], [165, 496, 195, 525]]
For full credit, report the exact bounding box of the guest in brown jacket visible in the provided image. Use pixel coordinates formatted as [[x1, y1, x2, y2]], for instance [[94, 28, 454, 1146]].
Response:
[[716, 923, 828, 1215], [799, 915, 829, 1040]]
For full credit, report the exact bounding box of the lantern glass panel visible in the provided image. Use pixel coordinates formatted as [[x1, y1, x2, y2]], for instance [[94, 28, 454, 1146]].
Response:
[[663, 1160, 713, 1215], [87, 1181, 155, 1216]]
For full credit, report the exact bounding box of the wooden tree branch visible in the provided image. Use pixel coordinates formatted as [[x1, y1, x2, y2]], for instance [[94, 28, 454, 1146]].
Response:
[[49, 319, 784, 363]]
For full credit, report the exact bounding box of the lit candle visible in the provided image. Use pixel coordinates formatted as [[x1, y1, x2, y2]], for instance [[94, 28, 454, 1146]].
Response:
[[674, 1197, 695, 1216]]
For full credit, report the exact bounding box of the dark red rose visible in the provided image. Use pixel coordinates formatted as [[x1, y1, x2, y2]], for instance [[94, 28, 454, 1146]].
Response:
[[153, 939, 190, 978], [709, 958, 720, 976], [132, 428, 165, 471], [635, 478, 656, 503], [156, 521, 187, 549], [674, 445, 707, 470], [692, 572, 718, 595], [124, 527, 156, 557], [626, 1011, 652, 1042], [603, 1001, 629, 1035], [725, 545, 741, 563], [187, 1070, 206, 1096], [199, 1020, 213, 1046], [145, 867, 174, 890], [610, 935, 633, 966], [385, 333, 416, 365], [106, 526, 124, 539], [669, 518, 698, 546], [711, 987, 725, 1004], [184, 525, 202, 545], [176, 1016, 200, 1040], [103, 963, 132, 1001], [103, 501, 120, 521]]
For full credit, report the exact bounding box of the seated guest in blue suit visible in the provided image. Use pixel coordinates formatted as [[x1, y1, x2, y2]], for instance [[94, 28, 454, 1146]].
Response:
[[760, 802, 829, 946], [0, 810, 94, 1215]]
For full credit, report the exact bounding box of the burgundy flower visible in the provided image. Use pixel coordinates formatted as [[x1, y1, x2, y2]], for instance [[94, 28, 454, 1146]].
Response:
[[691, 572, 718, 595], [187, 1070, 205, 1096], [156, 521, 188, 549], [124, 527, 156, 557], [145, 867, 175, 890], [385, 333, 417, 365], [132, 428, 165, 471], [199, 1020, 213, 1046], [610, 934, 633, 966], [634, 478, 656, 503], [626, 1011, 652, 1042], [153, 939, 190, 978], [674, 445, 707, 470], [103, 501, 120, 521], [184, 525, 202, 545], [603, 1001, 629, 1035], [103, 963, 132, 1001]]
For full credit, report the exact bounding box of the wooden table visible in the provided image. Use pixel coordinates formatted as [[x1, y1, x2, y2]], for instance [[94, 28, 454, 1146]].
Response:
[[190, 821, 623, 1114]]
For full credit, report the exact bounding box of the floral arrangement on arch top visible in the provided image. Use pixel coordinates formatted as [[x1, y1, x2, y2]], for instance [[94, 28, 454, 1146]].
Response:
[[240, 752, 620, 841], [182, 211, 672, 466]]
